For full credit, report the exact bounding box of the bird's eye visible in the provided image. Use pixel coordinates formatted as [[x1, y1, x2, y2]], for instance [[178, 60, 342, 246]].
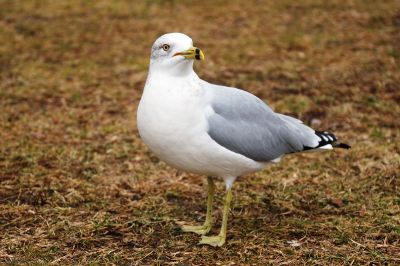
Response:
[[162, 44, 170, 51]]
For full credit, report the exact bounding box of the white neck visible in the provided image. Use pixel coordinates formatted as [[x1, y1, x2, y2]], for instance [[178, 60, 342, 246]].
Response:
[[148, 59, 194, 77]]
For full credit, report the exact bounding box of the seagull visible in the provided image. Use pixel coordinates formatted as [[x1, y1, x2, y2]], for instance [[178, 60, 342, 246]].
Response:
[[137, 33, 350, 247]]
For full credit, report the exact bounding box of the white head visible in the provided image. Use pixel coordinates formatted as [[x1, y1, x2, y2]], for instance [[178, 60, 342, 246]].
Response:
[[148, 33, 204, 76]]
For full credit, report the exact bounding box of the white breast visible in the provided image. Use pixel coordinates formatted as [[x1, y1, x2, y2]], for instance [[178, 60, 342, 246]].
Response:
[[137, 73, 265, 179]]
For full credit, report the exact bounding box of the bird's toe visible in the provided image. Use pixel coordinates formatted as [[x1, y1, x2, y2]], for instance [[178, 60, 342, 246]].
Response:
[[199, 235, 225, 247], [180, 224, 211, 235]]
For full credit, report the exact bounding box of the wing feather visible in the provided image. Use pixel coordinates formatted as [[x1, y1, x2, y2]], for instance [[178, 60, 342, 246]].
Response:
[[203, 81, 320, 162]]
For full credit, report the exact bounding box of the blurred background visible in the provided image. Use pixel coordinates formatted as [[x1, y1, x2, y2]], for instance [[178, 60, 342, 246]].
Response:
[[0, 0, 399, 264]]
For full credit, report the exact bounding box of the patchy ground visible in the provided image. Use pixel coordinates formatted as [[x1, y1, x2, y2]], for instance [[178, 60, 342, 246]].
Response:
[[0, 0, 399, 264]]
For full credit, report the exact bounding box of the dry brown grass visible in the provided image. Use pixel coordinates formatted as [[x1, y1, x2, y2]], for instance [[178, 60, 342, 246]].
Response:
[[0, 0, 399, 264]]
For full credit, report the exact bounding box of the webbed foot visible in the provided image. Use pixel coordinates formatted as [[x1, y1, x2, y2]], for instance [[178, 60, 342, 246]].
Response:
[[199, 234, 225, 247]]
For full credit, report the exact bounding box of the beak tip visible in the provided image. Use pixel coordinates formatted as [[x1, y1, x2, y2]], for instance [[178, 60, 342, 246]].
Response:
[[177, 47, 205, 61], [195, 48, 205, 61]]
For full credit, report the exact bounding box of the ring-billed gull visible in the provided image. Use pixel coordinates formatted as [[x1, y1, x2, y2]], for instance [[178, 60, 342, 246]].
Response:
[[137, 33, 350, 247]]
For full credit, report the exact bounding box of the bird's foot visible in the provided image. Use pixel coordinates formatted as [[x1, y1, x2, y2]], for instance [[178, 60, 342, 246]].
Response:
[[199, 234, 225, 247], [180, 224, 211, 235]]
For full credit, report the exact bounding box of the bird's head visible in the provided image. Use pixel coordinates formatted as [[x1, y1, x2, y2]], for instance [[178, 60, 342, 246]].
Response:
[[149, 33, 204, 76]]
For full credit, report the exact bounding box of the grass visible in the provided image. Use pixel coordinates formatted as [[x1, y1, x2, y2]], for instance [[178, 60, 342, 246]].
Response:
[[0, 0, 399, 264]]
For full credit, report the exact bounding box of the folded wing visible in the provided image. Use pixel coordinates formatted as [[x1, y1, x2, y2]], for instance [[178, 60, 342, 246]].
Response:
[[203, 81, 332, 162]]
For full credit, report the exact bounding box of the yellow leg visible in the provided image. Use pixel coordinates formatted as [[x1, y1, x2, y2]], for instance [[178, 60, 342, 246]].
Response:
[[181, 176, 215, 235], [199, 187, 232, 247]]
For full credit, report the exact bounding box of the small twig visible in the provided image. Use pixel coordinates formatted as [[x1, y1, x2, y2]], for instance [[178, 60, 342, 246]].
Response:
[[135, 250, 154, 265], [51, 254, 71, 264], [350, 238, 366, 248]]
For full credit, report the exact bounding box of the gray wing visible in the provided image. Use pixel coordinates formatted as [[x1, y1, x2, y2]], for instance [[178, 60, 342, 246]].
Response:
[[203, 81, 320, 162]]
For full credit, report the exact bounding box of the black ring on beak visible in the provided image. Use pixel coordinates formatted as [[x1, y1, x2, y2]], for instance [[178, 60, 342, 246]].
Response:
[[195, 48, 201, 60]]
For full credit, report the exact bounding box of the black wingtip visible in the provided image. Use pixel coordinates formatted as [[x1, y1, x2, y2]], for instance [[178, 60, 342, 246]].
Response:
[[333, 142, 351, 149], [302, 131, 351, 151]]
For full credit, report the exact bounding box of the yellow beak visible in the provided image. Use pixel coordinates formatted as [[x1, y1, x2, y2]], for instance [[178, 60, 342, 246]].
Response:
[[173, 47, 205, 60]]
